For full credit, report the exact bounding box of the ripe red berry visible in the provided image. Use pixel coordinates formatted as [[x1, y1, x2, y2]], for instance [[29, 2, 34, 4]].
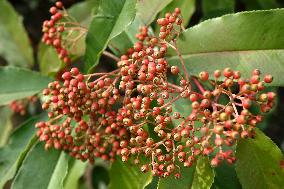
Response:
[[56, 1, 63, 8], [49, 7, 57, 14], [264, 75, 273, 83], [199, 71, 209, 81]]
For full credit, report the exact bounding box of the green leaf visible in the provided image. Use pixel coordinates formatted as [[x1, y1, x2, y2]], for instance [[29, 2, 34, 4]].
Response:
[[11, 143, 69, 189], [0, 66, 52, 105], [38, 0, 99, 76], [38, 43, 62, 76], [66, 0, 100, 56], [0, 115, 44, 188], [212, 163, 242, 189], [157, 164, 195, 189], [202, 0, 235, 20], [84, 0, 136, 72], [0, 107, 12, 147], [157, 157, 214, 189], [236, 128, 284, 189], [108, 159, 152, 189], [64, 160, 87, 189], [145, 176, 159, 189], [191, 156, 214, 189], [92, 165, 110, 189], [167, 9, 284, 86], [109, 0, 173, 55], [68, 0, 100, 26], [136, 0, 173, 25], [159, 0, 195, 26], [0, 0, 33, 67], [241, 0, 281, 10], [171, 97, 192, 127]]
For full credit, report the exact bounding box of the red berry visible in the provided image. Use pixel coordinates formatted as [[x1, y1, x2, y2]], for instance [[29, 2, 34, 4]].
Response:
[[199, 71, 209, 81], [264, 75, 273, 83], [49, 7, 57, 14], [56, 1, 63, 8]]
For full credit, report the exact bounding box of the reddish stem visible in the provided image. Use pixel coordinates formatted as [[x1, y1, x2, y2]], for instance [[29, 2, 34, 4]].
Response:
[[192, 77, 206, 94]]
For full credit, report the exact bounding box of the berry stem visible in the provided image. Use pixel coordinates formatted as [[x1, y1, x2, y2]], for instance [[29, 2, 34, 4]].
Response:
[[102, 51, 120, 62], [192, 77, 206, 94], [172, 40, 189, 82]]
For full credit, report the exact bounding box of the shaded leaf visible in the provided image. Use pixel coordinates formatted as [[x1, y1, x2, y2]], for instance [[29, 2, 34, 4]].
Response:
[[0, 66, 52, 105], [167, 9, 284, 86], [0, 107, 12, 147], [85, 0, 136, 72], [212, 163, 242, 189], [11, 142, 69, 189], [38, 43, 62, 76], [202, 0, 235, 20], [157, 164, 195, 189], [241, 0, 281, 10], [145, 176, 159, 189], [109, 158, 152, 189], [66, 0, 100, 56], [92, 165, 110, 189], [0, 115, 44, 188], [64, 160, 87, 189], [0, 0, 33, 67], [158, 157, 214, 189], [236, 128, 284, 189]]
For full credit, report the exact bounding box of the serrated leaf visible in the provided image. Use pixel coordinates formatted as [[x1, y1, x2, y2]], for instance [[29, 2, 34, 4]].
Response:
[[108, 158, 152, 189], [84, 0, 136, 72], [159, 0, 195, 26], [0, 0, 33, 67], [235, 128, 284, 189], [157, 157, 214, 189], [0, 66, 52, 105], [64, 160, 87, 189], [0, 115, 45, 188], [11, 143, 69, 189], [202, 0, 235, 20], [167, 9, 284, 86]]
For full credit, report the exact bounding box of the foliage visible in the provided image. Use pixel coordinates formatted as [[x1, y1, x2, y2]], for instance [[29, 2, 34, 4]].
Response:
[[0, 0, 283, 189]]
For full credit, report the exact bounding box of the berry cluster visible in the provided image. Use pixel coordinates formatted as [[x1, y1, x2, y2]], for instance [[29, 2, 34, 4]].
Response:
[[42, 1, 86, 63], [36, 67, 128, 162], [157, 8, 183, 40], [37, 6, 276, 178], [9, 96, 38, 115]]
